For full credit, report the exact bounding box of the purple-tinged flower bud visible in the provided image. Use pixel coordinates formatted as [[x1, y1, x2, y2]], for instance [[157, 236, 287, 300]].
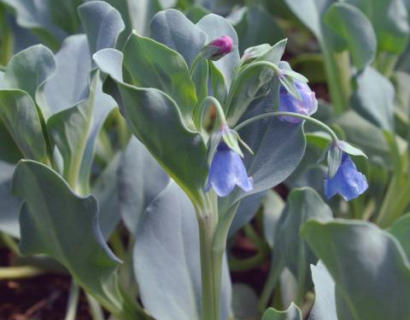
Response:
[[279, 81, 318, 123], [205, 143, 253, 197], [201, 35, 234, 61], [324, 153, 368, 201]]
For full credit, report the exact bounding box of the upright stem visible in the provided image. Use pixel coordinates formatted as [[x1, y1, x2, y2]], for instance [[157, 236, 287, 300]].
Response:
[[196, 193, 221, 320], [196, 194, 239, 320], [321, 41, 351, 115], [375, 52, 398, 78], [198, 218, 220, 320], [0, 5, 13, 66]]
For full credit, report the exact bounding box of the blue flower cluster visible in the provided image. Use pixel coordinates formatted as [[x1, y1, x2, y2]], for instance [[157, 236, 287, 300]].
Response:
[[205, 49, 368, 201]]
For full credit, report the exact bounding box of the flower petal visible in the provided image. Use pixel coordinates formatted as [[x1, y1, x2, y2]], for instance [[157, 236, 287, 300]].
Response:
[[206, 144, 253, 197], [279, 81, 318, 123], [324, 154, 368, 201]]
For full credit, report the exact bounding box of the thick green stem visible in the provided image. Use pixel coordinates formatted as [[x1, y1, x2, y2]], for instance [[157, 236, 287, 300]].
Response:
[[295, 248, 306, 307], [322, 43, 351, 115], [377, 175, 410, 228], [375, 175, 400, 228], [375, 52, 398, 78], [196, 195, 239, 320], [198, 208, 220, 320], [0, 5, 13, 66]]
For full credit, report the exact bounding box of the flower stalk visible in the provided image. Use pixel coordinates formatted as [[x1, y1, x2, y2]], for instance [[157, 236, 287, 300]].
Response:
[[234, 111, 340, 143]]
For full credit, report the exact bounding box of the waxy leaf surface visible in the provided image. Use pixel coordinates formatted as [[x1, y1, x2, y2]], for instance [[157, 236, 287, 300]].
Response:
[[278, 188, 333, 294], [351, 67, 395, 131], [303, 220, 410, 320], [308, 262, 338, 320], [0, 161, 20, 237], [95, 48, 208, 205], [0, 90, 49, 163], [150, 9, 207, 67], [118, 137, 169, 234], [12, 160, 124, 313], [133, 180, 232, 320]]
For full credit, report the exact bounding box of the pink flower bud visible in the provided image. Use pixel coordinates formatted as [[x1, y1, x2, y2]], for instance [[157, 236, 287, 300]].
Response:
[[201, 35, 234, 61]]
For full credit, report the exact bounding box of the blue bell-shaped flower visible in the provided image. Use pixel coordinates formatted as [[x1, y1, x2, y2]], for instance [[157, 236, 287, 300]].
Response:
[[279, 81, 318, 123], [324, 153, 368, 201], [205, 142, 253, 197]]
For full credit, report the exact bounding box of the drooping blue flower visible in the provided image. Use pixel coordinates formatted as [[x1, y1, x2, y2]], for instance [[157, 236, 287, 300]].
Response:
[[279, 81, 318, 123], [324, 153, 368, 201], [206, 143, 253, 197]]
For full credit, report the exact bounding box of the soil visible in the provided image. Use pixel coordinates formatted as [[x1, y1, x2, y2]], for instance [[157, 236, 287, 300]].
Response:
[[0, 248, 92, 320], [0, 230, 272, 320], [0, 183, 291, 319]]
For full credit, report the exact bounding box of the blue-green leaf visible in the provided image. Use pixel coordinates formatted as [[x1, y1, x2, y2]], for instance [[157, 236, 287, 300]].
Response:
[[308, 262, 338, 320], [228, 116, 306, 205], [232, 283, 259, 320], [335, 111, 392, 168], [262, 190, 285, 248], [389, 214, 410, 259], [278, 188, 333, 295], [95, 47, 208, 206], [133, 180, 232, 320], [47, 73, 97, 193], [324, 3, 376, 71], [44, 35, 90, 115], [78, 1, 125, 56], [3, 44, 56, 115], [0, 161, 20, 238], [0, 0, 67, 49], [327, 144, 342, 178], [303, 220, 410, 320], [122, 32, 198, 129], [282, 0, 334, 39], [106, 0, 163, 38], [92, 153, 122, 239], [150, 9, 207, 67], [345, 0, 410, 54], [118, 137, 169, 234], [0, 90, 49, 163], [234, 5, 285, 54], [351, 67, 395, 131], [229, 192, 267, 237], [197, 14, 240, 87], [11, 160, 145, 318]]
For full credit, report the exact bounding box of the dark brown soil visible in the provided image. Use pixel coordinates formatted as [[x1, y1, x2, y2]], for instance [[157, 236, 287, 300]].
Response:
[[0, 248, 92, 320]]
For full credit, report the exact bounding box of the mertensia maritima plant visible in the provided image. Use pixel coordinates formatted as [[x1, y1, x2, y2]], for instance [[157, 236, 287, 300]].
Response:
[[1, 1, 409, 320]]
